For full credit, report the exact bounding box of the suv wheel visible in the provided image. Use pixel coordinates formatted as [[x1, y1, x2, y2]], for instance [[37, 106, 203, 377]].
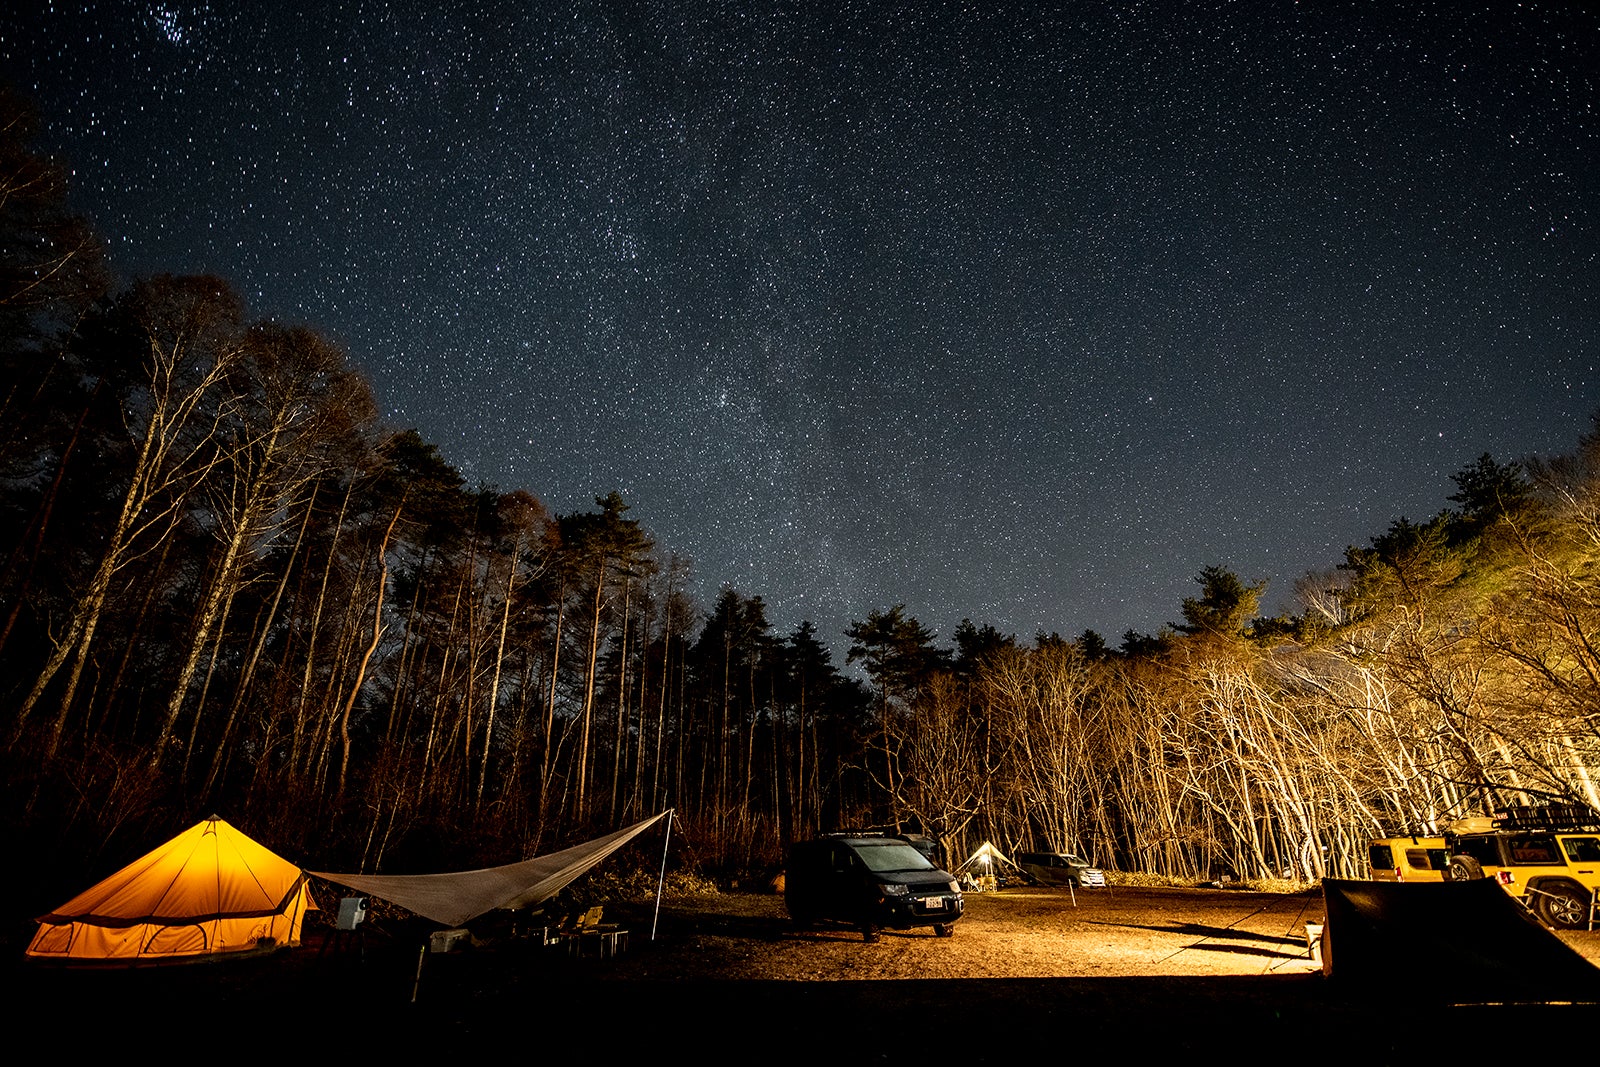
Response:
[[934, 923, 954, 938], [1535, 882, 1591, 930], [861, 924, 880, 943], [1446, 855, 1484, 881]]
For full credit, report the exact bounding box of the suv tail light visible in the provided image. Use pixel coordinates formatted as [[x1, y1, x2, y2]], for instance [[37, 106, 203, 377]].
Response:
[[1497, 870, 1516, 885]]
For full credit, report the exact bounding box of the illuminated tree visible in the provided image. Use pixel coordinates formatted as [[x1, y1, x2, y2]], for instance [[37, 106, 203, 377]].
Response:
[[155, 322, 375, 777], [1175, 566, 1266, 641]]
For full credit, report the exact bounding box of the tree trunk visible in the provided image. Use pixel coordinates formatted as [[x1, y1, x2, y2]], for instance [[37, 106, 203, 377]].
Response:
[[337, 501, 403, 799]]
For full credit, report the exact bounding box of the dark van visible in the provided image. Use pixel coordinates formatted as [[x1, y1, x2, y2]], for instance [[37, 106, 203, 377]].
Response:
[[785, 835, 964, 940]]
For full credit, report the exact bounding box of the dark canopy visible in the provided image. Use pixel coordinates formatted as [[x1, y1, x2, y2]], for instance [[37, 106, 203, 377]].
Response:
[[1321, 877, 1600, 1002]]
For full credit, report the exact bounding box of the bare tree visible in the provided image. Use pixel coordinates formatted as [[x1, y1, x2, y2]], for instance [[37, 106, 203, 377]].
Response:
[[11, 277, 246, 756], [155, 322, 374, 773]]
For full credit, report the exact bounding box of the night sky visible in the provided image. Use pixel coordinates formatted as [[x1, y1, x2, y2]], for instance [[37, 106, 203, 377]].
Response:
[[4, 1, 1598, 653]]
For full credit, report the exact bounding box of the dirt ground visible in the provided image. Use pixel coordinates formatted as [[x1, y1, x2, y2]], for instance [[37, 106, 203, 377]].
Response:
[[607, 883, 1339, 980], [8, 884, 1598, 1059]]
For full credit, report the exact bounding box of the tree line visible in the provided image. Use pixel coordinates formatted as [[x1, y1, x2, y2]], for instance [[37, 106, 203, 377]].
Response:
[[3, 89, 1597, 894]]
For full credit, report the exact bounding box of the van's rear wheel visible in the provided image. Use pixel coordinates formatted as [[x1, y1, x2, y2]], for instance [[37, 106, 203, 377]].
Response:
[[1536, 882, 1591, 930], [934, 923, 954, 938]]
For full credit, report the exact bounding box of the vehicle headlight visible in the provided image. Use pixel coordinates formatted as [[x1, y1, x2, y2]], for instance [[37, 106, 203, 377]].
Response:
[[881, 883, 909, 896], [948, 881, 961, 893]]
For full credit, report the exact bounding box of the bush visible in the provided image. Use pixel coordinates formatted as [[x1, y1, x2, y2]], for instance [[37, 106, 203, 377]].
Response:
[[580, 865, 721, 901], [1102, 870, 1315, 893], [1232, 876, 1315, 893], [1103, 870, 1189, 888]]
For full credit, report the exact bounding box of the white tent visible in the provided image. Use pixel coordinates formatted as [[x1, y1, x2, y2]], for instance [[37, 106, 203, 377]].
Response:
[[955, 841, 1019, 875], [311, 811, 670, 927]]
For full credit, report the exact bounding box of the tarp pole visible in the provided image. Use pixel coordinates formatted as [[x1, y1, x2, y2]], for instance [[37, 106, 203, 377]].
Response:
[[410, 942, 427, 1003], [651, 809, 673, 941]]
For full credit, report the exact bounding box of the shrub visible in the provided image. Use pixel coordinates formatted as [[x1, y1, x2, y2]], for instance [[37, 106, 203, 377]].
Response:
[[1102, 870, 1314, 893], [581, 865, 722, 901]]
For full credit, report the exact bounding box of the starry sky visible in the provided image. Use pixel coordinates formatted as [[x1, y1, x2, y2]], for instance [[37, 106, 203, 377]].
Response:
[[4, 1, 1598, 654]]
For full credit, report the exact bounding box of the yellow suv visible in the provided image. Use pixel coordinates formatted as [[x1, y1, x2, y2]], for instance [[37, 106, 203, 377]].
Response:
[[1368, 836, 1448, 882], [1443, 805, 1600, 930]]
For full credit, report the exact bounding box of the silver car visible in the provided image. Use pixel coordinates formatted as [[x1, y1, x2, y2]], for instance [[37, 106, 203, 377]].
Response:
[[1017, 851, 1106, 888]]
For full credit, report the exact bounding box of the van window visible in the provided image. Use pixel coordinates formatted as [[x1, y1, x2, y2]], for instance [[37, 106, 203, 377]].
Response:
[[851, 842, 936, 873], [1562, 837, 1600, 863], [1404, 848, 1447, 870], [1505, 835, 1561, 865], [1456, 837, 1503, 867]]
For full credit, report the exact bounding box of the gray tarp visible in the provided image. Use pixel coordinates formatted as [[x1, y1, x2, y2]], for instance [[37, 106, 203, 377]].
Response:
[[312, 812, 669, 926], [1321, 876, 1600, 1001]]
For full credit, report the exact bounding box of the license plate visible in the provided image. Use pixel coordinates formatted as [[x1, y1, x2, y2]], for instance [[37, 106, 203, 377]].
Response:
[[923, 897, 945, 909]]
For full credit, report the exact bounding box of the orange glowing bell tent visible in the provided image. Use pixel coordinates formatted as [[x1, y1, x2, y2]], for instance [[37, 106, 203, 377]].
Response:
[[27, 815, 312, 963]]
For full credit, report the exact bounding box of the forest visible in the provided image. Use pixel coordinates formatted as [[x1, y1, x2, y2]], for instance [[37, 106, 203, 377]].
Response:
[[4, 88, 1598, 899]]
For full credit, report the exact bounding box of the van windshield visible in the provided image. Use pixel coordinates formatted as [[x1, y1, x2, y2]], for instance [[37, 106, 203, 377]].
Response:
[[852, 842, 936, 872]]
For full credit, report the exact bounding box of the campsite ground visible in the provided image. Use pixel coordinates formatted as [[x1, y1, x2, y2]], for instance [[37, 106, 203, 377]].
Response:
[[8, 885, 1598, 1058], [609, 882, 1338, 980]]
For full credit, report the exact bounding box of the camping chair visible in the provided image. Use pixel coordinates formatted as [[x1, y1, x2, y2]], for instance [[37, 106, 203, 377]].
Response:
[[1303, 922, 1324, 967], [553, 906, 600, 950], [565, 906, 629, 959]]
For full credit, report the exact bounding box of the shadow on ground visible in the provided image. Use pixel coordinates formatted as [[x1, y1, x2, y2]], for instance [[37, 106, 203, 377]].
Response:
[[4, 933, 1590, 1062]]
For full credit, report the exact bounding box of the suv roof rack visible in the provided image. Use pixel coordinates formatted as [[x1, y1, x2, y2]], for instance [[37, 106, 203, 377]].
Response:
[[1490, 803, 1600, 832]]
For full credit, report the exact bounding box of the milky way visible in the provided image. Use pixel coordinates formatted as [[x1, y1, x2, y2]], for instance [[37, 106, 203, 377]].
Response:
[[5, 1, 1598, 653]]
